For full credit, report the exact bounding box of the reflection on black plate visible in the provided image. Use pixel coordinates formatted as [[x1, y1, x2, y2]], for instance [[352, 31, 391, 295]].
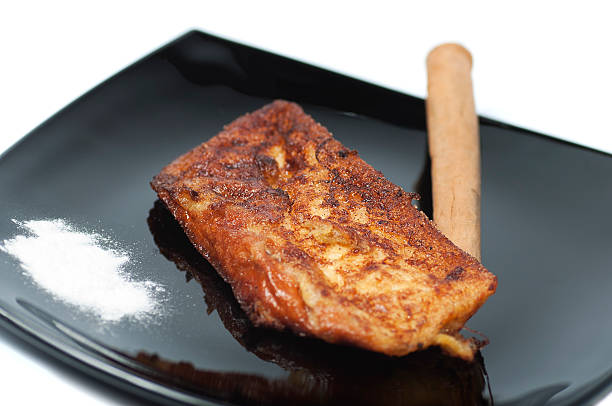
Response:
[[144, 200, 488, 406], [0, 30, 611, 406]]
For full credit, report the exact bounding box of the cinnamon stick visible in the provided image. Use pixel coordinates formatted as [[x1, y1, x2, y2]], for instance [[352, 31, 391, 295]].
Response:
[[426, 43, 481, 260]]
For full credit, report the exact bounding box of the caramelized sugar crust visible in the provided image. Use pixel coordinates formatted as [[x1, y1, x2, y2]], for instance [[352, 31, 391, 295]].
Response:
[[151, 100, 497, 359]]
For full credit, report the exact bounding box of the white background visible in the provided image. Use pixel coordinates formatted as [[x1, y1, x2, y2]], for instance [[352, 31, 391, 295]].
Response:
[[1, 1, 611, 405]]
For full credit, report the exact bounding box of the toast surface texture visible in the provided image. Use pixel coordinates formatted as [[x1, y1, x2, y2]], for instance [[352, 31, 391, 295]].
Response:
[[151, 100, 496, 359]]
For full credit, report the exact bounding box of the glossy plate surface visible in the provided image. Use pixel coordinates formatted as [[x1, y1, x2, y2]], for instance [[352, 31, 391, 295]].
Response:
[[0, 31, 611, 405]]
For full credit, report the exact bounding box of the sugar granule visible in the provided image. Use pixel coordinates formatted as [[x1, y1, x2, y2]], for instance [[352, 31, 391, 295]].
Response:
[[0, 219, 164, 322]]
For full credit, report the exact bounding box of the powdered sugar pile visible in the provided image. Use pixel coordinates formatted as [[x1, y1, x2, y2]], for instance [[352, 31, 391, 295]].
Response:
[[0, 219, 165, 322]]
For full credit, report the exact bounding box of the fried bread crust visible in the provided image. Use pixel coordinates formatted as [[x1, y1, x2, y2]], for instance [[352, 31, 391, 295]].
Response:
[[151, 100, 497, 359]]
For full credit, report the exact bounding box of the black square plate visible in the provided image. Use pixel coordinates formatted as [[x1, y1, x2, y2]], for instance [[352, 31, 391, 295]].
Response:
[[1, 31, 611, 405]]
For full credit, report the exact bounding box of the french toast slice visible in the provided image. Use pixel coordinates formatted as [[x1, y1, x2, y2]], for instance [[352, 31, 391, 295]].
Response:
[[151, 100, 497, 359]]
